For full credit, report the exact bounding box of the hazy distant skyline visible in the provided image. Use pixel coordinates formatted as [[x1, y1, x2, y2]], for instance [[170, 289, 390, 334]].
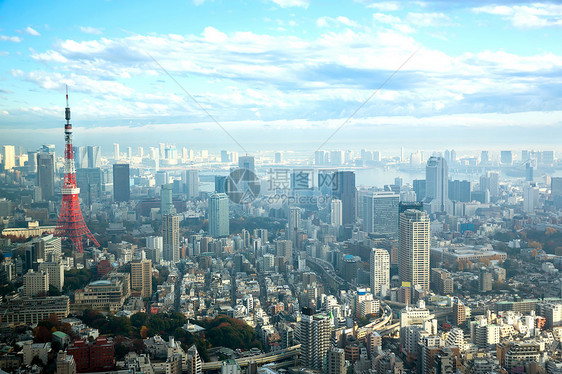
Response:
[[1, 0, 561, 153]]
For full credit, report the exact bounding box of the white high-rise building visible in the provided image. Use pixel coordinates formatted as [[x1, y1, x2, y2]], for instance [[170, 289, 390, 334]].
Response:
[[208, 193, 229, 237], [315, 150, 329, 165], [300, 308, 331, 370], [2, 145, 15, 170], [330, 150, 344, 166], [162, 215, 180, 263], [370, 248, 390, 296], [24, 270, 49, 297], [446, 328, 464, 349], [399, 209, 430, 290], [113, 143, 120, 161], [146, 236, 163, 263], [523, 183, 539, 213], [331, 199, 342, 227], [87, 146, 101, 168], [423, 156, 451, 214], [38, 262, 64, 291], [182, 170, 199, 199], [362, 191, 399, 237]]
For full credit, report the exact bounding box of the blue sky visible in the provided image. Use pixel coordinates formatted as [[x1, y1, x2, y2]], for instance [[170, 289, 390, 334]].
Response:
[[1, 0, 562, 153]]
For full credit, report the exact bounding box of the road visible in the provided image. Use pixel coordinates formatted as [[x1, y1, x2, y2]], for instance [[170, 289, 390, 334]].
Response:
[[201, 345, 301, 371]]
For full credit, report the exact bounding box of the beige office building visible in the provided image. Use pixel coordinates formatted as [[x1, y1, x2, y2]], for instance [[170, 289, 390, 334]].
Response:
[[399, 209, 430, 290], [131, 259, 152, 298]]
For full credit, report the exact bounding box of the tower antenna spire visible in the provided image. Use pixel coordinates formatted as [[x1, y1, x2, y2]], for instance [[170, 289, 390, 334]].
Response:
[[65, 85, 71, 123]]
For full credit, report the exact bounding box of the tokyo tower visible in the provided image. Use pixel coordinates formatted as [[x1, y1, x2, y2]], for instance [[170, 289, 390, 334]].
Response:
[[54, 87, 100, 253]]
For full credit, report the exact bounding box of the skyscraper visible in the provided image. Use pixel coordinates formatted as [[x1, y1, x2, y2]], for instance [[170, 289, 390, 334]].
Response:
[[87, 146, 101, 168], [448, 180, 472, 202], [362, 191, 399, 237], [500, 150, 513, 165], [161, 184, 174, 216], [162, 215, 180, 263], [238, 155, 255, 172], [413, 179, 426, 202], [146, 236, 163, 264], [27, 151, 37, 173], [182, 170, 199, 199], [315, 150, 329, 165], [330, 150, 344, 165], [76, 168, 102, 207], [480, 171, 499, 198], [399, 209, 430, 290], [276, 240, 292, 263], [113, 143, 120, 161], [73, 146, 88, 169], [480, 150, 489, 165], [2, 145, 15, 170], [330, 198, 342, 227], [370, 248, 390, 296], [526, 163, 534, 182], [208, 193, 229, 237], [37, 152, 55, 201], [288, 206, 301, 246], [300, 307, 331, 370], [423, 156, 450, 214], [214, 175, 227, 193], [334, 171, 356, 225], [113, 163, 130, 202], [131, 259, 152, 298]]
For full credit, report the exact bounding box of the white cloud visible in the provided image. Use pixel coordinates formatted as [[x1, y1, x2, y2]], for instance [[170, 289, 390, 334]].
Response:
[[316, 16, 359, 28], [24, 27, 40, 36], [474, 3, 562, 28], [373, 13, 414, 33], [80, 26, 103, 35], [202, 26, 228, 43], [406, 12, 453, 27], [31, 50, 68, 63], [8, 25, 562, 128], [0, 35, 22, 42], [269, 0, 309, 8], [366, 1, 400, 11]]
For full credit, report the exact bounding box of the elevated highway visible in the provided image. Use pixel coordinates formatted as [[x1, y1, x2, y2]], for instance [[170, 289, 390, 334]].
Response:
[[201, 345, 301, 371]]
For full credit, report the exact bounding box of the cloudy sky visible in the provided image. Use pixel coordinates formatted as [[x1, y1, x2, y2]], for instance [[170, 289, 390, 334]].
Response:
[[1, 0, 561, 154]]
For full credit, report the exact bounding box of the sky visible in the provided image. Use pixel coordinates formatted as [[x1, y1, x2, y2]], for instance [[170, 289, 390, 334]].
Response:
[[1, 0, 562, 155]]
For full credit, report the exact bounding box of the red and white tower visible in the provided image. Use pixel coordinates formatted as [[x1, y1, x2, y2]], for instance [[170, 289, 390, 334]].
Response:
[[54, 88, 100, 253]]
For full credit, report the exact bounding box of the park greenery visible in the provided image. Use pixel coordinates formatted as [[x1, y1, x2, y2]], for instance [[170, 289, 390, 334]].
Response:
[[75, 311, 261, 361]]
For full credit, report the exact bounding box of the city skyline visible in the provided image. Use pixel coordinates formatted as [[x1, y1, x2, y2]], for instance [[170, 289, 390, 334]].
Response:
[[2, 1, 562, 372], [1, 0, 561, 151]]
